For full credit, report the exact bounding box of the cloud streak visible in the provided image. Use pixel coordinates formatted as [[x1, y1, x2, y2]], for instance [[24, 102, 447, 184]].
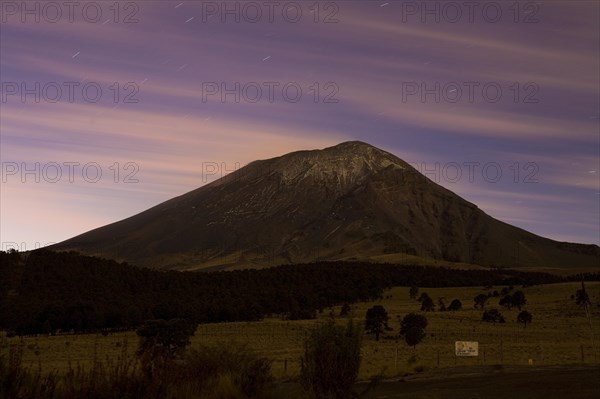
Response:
[[1, 0, 598, 247]]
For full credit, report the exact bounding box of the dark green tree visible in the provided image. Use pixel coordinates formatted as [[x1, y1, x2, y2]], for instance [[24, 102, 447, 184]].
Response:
[[404, 326, 426, 348], [575, 281, 596, 356], [420, 295, 435, 312], [400, 313, 428, 348], [447, 299, 462, 311], [409, 286, 419, 300], [400, 313, 428, 334], [511, 290, 527, 311], [499, 295, 513, 310], [438, 298, 447, 311], [474, 293, 488, 310], [482, 309, 505, 323], [575, 283, 591, 309], [365, 305, 389, 341], [517, 310, 533, 328]]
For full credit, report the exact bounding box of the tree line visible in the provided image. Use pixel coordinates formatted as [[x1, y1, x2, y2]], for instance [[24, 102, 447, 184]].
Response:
[[0, 249, 595, 336]]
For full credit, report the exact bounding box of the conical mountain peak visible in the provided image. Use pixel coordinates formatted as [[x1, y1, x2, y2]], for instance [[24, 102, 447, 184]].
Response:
[[53, 141, 599, 271], [249, 140, 408, 189]]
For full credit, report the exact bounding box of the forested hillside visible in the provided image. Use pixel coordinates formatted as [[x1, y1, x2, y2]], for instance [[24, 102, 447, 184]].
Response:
[[1, 250, 595, 336]]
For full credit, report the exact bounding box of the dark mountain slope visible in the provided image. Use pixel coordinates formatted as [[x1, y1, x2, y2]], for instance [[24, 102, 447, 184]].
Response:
[[52, 141, 600, 271]]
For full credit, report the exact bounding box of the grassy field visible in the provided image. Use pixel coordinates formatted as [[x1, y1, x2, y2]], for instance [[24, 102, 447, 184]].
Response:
[[2, 282, 599, 380]]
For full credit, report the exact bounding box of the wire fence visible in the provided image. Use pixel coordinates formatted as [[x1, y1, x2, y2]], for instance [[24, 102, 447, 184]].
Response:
[[194, 321, 599, 377]]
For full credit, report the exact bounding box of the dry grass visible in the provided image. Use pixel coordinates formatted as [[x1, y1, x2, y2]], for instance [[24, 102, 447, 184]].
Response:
[[2, 282, 598, 380]]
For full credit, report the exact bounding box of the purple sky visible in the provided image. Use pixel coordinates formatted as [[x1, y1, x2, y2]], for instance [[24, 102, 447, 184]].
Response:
[[1, 0, 599, 251]]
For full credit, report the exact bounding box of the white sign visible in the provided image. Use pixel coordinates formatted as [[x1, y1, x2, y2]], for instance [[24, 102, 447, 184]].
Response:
[[455, 341, 479, 356]]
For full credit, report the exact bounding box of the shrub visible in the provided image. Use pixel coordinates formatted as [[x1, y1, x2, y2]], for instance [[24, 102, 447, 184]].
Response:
[[0, 339, 272, 399], [340, 303, 352, 317], [482, 309, 506, 323], [409, 286, 419, 299], [447, 299, 462, 311], [437, 298, 447, 311], [136, 318, 197, 378], [499, 295, 513, 310], [418, 293, 435, 312], [474, 294, 488, 310], [300, 319, 362, 399], [182, 345, 272, 397]]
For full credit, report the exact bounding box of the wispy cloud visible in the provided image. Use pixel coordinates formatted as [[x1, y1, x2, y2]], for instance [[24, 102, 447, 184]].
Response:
[[1, 0, 598, 247]]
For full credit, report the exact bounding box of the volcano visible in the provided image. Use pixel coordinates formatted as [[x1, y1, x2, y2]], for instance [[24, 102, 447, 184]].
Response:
[[52, 141, 600, 271]]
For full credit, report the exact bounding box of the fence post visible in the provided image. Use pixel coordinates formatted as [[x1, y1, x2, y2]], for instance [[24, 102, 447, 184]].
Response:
[[437, 350, 440, 367], [284, 358, 288, 373], [581, 344, 585, 363], [500, 340, 503, 364], [395, 347, 398, 371]]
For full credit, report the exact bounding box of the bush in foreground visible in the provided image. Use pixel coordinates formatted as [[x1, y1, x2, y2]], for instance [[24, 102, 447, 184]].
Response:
[[136, 318, 198, 378], [300, 319, 362, 399], [0, 338, 272, 399]]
